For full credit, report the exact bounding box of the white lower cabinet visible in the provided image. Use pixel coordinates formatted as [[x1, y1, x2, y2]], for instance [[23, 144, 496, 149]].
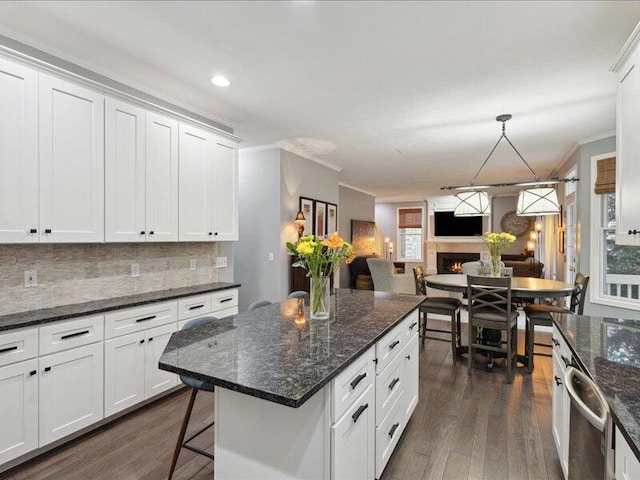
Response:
[[375, 392, 404, 479], [331, 385, 375, 480], [402, 333, 419, 420], [0, 359, 38, 464], [38, 342, 104, 446], [615, 426, 640, 480], [551, 326, 571, 480], [104, 322, 177, 417]]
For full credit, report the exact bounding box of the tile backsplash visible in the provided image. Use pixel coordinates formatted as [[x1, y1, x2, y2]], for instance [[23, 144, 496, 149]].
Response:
[[0, 243, 218, 316]]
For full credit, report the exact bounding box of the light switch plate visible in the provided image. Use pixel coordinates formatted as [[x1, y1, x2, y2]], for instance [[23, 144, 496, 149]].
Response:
[[190, 259, 197, 271], [24, 270, 37, 288], [268, 252, 274, 262], [216, 257, 228, 268], [131, 262, 140, 278]]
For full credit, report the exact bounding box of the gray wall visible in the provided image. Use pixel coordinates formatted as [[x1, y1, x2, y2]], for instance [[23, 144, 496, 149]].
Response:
[[280, 150, 340, 298], [235, 148, 282, 311], [338, 185, 376, 287], [375, 201, 427, 270], [491, 195, 531, 255]]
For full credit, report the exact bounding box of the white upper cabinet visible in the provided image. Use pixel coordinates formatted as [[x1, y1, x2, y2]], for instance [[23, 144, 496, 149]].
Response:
[[614, 27, 640, 246], [179, 123, 215, 241], [105, 98, 146, 242], [105, 101, 179, 242], [211, 138, 239, 241], [0, 58, 38, 243], [146, 112, 178, 242], [39, 74, 104, 243]]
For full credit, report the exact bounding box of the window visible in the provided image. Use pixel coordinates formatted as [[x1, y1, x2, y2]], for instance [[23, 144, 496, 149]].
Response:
[[590, 153, 640, 308], [398, 208, 423, 261]]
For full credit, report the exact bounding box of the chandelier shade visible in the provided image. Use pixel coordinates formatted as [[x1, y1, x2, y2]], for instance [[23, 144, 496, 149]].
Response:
[[454, 191, 491, 216], [516, 187, 560, 216]]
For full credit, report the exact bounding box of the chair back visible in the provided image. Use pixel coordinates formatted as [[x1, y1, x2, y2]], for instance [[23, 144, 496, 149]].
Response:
[[570, 273, 590, 315], [288, 290, 309, 299], [248, 300, 272, 311], [180, 316, 219, 390], [467, 275, 513, 319], [413, 266, 426, 295], [366, 258, 395, 292], [462, 261, 481, 276]]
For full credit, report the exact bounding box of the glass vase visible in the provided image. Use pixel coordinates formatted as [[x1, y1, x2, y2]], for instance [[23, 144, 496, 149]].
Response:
[[491, 254, 502, 277], [310, 274, 331, 320]]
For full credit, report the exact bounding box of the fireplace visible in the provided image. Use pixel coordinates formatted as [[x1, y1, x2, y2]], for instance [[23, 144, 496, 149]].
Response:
[[437, 252, 480, 274]]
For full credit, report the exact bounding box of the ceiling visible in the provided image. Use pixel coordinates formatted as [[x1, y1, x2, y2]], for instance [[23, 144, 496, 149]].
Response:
[[0, 1, 638, 201]]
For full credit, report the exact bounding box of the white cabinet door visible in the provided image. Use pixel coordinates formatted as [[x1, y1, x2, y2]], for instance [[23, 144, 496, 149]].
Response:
[[401, 334, 419, 421], [144, 322, 177, 398], [616, 47, 640, 246], [211, 138, 238, 241], [552, 353, 566, 479], [0, 58, 38, 243], [146, 112, 178, 242], [105, 98, 146, 242], [39, 74, 104, 242], [331, 385, 375, 480], [0, 359, 38, 465], [615, 426, 640, 480], [104, 331, 146, 417], [179, 123, 213, 241], [39, 342, 104, 446]]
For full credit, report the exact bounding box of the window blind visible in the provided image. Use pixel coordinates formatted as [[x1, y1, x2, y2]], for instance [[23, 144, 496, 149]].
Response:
[[398, 208, 422, 229], [594, 157, 616, 194]]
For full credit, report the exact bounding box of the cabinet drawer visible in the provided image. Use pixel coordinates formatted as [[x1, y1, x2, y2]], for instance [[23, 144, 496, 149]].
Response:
[[0, 327, 38, 367], [178, 294, 213, 321], [105, 301, 177, 339], [212, 289, 238, 311], [376, 322, 404, 373], [375, 391, 404, 479], [332, 347, 375, 423], [403, 311, 420, 338], [39, 315, 104, 355], [376, 353, 403, 425]]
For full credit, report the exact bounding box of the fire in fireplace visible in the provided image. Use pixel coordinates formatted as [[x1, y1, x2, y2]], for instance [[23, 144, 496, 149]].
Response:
[[437, 252, 481, 274]]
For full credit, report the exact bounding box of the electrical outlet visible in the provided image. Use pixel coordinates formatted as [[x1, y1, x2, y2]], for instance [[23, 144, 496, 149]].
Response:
[[216, 256, 228, 268], [268, 252, 274, 262], [24, 270, 37, 288], [131, 262, 140, 278], [190, 259, 197, 271]]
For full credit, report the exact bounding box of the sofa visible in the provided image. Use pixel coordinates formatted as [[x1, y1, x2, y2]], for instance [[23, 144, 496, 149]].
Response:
[[501, 254, 544, 278]]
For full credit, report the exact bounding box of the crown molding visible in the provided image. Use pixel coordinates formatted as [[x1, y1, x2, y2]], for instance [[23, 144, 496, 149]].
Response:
[[577, 130, 616, 146], [338, 182, 376, 197], [610, 21, 640, 73], [375, 195, 428, 204], [277, 143, 342, 172], [239, 144, 279, 154]]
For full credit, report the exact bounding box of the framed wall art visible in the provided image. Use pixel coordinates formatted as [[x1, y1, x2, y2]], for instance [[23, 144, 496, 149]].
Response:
[[314, 201, 327, 237], [299, 197, 315, 234], [326, 203, 338, 235]]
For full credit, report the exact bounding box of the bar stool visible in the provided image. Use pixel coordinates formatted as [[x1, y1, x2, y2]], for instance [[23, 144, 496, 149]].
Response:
[[168, 316, 217, 479], [248, 300, 272, 311]]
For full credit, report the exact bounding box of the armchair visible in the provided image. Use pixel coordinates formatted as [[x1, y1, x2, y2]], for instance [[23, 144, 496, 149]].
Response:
[[366, 258, 415, 294]]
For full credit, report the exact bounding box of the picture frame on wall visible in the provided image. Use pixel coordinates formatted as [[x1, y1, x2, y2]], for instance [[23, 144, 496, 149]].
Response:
[[326, 203, 338, 235], [314, 201, 327, 237], [299, 197, 315, 234]]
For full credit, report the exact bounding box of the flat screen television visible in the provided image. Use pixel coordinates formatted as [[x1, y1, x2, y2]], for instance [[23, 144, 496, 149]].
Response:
[[434, 211, 483, 237]]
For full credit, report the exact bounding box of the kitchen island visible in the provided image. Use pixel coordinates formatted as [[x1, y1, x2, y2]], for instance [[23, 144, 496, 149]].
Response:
[[159, 288, 424, 479]]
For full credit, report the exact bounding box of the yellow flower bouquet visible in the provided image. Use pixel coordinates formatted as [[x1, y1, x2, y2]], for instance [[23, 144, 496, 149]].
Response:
[[287, 232, 355, 319], [481, 231, 516, 276]]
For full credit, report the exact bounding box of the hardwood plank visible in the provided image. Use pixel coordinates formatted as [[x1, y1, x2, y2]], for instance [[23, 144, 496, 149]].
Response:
[[443, 451, 471, 480]]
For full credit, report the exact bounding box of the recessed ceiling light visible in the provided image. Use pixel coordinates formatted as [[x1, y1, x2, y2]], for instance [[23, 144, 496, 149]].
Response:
[[211, 75, 230, 87]]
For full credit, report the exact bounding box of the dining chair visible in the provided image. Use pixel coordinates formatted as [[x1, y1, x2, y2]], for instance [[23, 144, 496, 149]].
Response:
[[413, 266, 462, 359], [248, 299, 272, 311], [524, 273, 590, 373], [168, 315, 217, 480], [288, 290, 309, 299], [467, 275, 518, 384], [366, 258, 415, 294]]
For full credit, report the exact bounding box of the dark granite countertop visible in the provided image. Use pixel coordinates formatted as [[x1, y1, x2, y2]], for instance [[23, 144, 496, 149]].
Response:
[[0, 282, 240, 331], [553, 314, 640, 461], [159, 288, 424, 408]]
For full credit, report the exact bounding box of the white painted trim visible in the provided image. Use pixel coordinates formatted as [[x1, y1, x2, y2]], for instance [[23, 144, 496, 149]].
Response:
[[591, 295, 640, 311], [0, 42, 242, 142], [553, 142, 579, 173], [338, 182, 376, 197], [276, 143, 342, 172], [239, 144, 279, 154], [577, 131, 616, 146], [610, 22, 640, 73]]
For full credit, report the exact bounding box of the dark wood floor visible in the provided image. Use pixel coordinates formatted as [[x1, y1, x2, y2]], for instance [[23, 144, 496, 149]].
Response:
[[5, 320, 561, 480]]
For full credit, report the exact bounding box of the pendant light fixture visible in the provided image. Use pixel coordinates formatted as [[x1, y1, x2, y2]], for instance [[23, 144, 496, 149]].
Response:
[[442, 115, 573, 216]]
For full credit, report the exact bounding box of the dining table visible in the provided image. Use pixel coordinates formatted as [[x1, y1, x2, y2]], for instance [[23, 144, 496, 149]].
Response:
[[423, 273, 575, 366]]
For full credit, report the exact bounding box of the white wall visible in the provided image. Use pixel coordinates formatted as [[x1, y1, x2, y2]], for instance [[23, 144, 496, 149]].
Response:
[[338, 185, 376, 287], [235, 148, 282, 311], [491, 195, 531, 255]]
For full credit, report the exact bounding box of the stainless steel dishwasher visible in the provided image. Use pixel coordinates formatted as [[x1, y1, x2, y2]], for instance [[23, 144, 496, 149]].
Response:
[[565, 366, 614, 480]]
